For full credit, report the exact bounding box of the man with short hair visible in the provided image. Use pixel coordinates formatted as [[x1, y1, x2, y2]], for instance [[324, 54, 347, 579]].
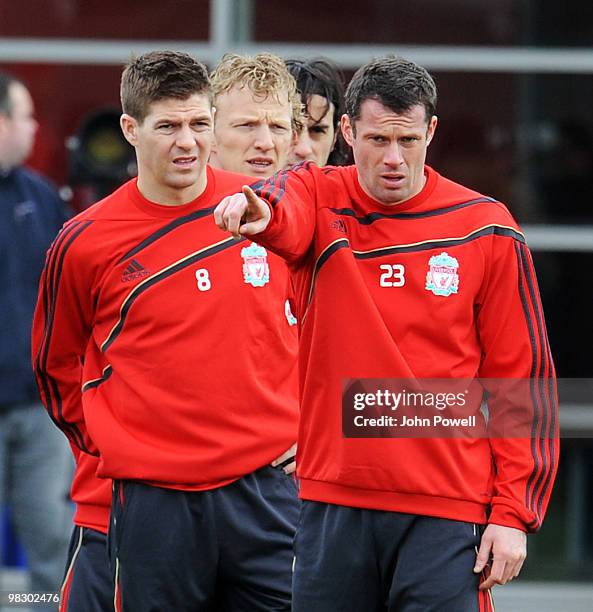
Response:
[[33, 50, 299, 611], [209, 53, 303, 178], [208, 52, 302, 468], [215, 56, 559, 611], [0, 71, 72, 607], [286, 58, 347, 167]]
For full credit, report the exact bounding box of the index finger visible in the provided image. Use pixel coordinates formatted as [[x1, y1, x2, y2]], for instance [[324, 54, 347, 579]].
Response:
[[242, 184, 260, 203]]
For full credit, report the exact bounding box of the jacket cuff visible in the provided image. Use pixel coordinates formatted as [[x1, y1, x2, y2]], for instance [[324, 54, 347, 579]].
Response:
[[488, 504, 529, 532]]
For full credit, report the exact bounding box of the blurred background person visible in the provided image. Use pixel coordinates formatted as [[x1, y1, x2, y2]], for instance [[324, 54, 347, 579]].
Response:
[[0, 72, 72, 606], [286, 58, 347, 167], [209, 53, 303, 178]]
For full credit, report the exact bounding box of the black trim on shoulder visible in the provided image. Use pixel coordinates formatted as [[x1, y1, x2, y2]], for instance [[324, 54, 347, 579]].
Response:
[[316, 239, 350, 272], [330, 197, 497, 225], [302, 239, 350, 320], [118, 176, 267, 265], [353, 226, 524, 260], [117, 207, 216, 264], [302, 225, 525, 324], [102, 236, 245, 353]]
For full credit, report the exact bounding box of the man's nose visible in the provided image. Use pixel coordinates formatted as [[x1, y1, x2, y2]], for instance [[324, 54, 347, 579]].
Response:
[[292, 130, 313, 160], [176, 124, 196, 149], [253, 125, 274, 151], [383, 141, 404, 167]]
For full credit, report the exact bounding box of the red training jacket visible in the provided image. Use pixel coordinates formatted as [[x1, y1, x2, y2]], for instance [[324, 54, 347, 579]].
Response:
[[32, 166, 299, 530], [252, 163, 558, 532]]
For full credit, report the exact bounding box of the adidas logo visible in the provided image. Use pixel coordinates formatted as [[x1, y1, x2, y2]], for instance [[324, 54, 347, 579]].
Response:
[[329, 218, 348, 234], [121, 259, 150, 282]]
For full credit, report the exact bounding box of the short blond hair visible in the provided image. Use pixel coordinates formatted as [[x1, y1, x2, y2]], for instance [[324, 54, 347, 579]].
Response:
[[211, 53, 304, 131]]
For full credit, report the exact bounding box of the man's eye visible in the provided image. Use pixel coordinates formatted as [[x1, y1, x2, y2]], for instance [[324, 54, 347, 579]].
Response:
[[309, 126, 328, 135]]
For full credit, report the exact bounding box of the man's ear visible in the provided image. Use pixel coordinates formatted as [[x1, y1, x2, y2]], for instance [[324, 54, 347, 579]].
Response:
[[120, 114, 138, 146], [426, 115, 438, 147], [341, 114, 354, 147]]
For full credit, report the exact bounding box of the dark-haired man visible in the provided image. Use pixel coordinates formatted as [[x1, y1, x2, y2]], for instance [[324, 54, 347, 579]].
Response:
[[286, 58, 346, 166], [33, 50, 299, 611], [215, 56, 558, 611], [0, 72, 72, 608]]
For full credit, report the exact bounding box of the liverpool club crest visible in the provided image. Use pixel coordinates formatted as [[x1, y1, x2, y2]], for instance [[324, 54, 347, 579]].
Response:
[[425, 252, 459, 297], [241, 242, 270, 287]]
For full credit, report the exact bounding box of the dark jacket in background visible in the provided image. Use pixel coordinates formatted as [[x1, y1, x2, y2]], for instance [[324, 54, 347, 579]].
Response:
[[0, 166, 68, 407]]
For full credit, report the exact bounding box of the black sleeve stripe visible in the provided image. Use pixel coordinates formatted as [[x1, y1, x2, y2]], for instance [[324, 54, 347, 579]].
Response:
[[268, 169, 290, 207], [330, 196, 497, 225], [254, 162, 312, 208], [101, 236, 244, 353], [35, 220, 95, 454], [34, 220, 86, 448], [515, 242, 557, 530], [520, 244, 553, 525], [254, 173, 278, 205], [256, 170, 286, 207], [117, 207, 216, 264], [514, 242, 543, 528], [36, 222, 82, 365], [44, 220, 94, 453], [519, 243, 557, 528], [537, 369, 558, 524], [249, 178, 266, 191]]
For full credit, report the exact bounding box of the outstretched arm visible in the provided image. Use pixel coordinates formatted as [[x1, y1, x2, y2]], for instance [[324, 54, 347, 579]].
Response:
[[215, 166, 318, 265]]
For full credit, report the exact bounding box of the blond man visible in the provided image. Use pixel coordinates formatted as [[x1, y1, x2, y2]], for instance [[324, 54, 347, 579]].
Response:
[[210, 53, 303, 178]]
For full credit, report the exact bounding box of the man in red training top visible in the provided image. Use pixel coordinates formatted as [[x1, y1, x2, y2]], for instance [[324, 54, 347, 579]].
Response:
[[215, 56, 558, 611], [33, 50, 299, 611]]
